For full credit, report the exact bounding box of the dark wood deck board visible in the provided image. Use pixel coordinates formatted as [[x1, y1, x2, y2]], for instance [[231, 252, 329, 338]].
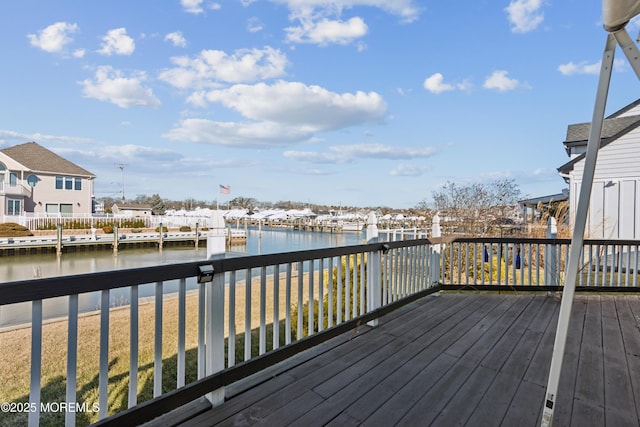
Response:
[[177, 293, 640, 427], [573, 296, 604, 409]]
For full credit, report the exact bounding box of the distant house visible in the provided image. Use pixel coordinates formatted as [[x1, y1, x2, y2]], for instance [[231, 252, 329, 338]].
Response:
[[518, 190, 569, 225], [0, 141, 95, 219], [111, 204, 153, 218], [558, 99, 640, 239]]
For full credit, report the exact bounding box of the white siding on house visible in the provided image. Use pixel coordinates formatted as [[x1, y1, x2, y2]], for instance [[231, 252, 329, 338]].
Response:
[[620, 180, 637, 238], [569, 127, 640, 240], [616, 104, 640, 118], [571, 129, 640, 179]]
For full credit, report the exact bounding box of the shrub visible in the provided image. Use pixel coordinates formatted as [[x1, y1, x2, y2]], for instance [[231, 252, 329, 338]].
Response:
[[0, 223, 33, 237], [102, 224, 114, 234], [155, 226, 168, 233], [179, 226, 192, 232]]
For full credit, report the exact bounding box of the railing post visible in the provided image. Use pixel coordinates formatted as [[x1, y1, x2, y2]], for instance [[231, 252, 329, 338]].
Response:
[[206, 211, 226, 406], [56, 224, 62, 256], [113, 224, 119, 254], [431, 214, 442, 286], [545, 217, 558, 286], [366, 212, 381, 327]]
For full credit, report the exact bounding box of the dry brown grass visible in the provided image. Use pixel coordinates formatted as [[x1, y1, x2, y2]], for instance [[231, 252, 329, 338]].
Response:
[[0, 270, 323, 426]]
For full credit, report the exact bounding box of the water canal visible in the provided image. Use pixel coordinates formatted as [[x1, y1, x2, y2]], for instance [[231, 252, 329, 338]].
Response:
[[0, 227, 365, 327]]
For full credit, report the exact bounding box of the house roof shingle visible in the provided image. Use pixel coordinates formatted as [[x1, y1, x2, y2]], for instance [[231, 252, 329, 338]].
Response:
[[0, 141, 95, 177], [564, 115, 640, 143], [559, 113, 640, 174]]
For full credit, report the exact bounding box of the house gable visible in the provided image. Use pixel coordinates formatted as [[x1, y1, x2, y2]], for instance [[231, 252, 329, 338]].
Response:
[[558, 99, 640, 239], [0, 141, 95, 177]]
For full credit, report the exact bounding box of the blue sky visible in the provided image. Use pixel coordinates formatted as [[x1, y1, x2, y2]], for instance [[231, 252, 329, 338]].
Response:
[[1, 0, 640, 209]]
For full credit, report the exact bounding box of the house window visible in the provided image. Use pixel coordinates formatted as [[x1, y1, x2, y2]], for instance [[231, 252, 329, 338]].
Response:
[[7, 199, 21, 215], [55, 176, 82, 190], [46, 204, 59, 215], [60, 204, 73, 216], [9, 173, 17, 186]]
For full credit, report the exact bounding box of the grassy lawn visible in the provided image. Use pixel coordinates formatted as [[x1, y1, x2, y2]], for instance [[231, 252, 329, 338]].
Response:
[[0, 273, 312, 427]]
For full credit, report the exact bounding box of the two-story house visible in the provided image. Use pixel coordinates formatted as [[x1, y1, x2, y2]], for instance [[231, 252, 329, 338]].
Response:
[[0, 142, 96, 219], [558, 99, 640, 239]]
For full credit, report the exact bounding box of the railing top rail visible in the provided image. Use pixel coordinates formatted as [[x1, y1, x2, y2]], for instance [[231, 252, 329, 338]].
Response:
[[0, 240, 434, 306], [445, 236, 640, 246]]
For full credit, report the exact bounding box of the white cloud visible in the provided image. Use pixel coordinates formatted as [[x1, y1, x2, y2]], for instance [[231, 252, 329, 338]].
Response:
[[164, 82, 387, 147], [272, 0, 420, 24], [27, 22, 78, 53], [181, 0, 220, 13], [163, 119, 313, 147], [80, 66, 161, 108], [198, 81, 386, 130], [483, 70, 521, 92], [274, 0, 419, 46], [97, 28, 135, 56], [423, 73, 471, 94], [505, 0, 544, 33], [165, 31, 187, 47], [73, 49, 86, 58], [158, 46, 288, 89], [181, 0, 204, 14], [423, 73, 454, 94], [247, 17, 264, 33], [0, 130, 93, 146], [284, 143, 436, 163], [389, 163, 427, 176], [558, 61, 600, 76], [285, 17, 368, 45]]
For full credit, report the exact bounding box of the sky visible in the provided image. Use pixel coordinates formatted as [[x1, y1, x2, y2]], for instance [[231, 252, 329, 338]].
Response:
[[2, 0, 640, 209]]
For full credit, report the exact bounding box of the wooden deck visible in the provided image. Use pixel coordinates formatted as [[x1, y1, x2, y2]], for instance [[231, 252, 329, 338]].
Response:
[[172, 292, 640, 426]]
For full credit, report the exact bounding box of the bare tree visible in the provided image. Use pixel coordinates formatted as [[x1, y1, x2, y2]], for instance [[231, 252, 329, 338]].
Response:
[[426, 179, 521, 235]]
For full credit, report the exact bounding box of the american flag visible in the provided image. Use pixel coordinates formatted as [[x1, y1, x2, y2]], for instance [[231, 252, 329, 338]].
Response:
[[219, 184, 230, 194]]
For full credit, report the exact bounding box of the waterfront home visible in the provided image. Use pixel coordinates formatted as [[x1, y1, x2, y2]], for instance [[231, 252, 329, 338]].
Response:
[[558, 99, 640, 239], [0, 141, 95, 220], [111, 203, 153, 217]]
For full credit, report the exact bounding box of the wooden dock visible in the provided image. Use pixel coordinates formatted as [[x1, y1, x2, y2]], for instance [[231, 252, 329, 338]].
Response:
[[0, 229, 246, 255], [170, 293, 640, 426]]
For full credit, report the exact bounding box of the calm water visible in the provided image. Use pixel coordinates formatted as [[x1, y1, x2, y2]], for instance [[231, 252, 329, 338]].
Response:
[[0, 227, 365, 326]]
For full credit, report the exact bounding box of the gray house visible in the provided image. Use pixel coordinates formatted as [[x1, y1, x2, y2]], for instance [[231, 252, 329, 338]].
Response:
[[558, 99, 640, 239]]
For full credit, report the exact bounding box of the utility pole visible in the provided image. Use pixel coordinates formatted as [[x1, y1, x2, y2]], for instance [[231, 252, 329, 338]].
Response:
[[116, 163, 128, 203]]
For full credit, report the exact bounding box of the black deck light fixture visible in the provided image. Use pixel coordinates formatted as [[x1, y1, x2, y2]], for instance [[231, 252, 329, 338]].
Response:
[[197, 264, 214, 283]]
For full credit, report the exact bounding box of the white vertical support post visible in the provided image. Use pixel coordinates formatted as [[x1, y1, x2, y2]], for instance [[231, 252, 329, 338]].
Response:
[[430, 214, 441, 286], [65, 294, 79, 427], [228, 271, 237, 366], [366, 212, 381, 326], [542, 33, 616, 427], [153, 282, 163, 398], [177, 278, 186, 388], [259, 266, 267, 354], [206, 210, 226, 406], [28, 300, 42, 427], [545, 217, 558, 287], [273, 264, 280, 347], [98, 290, 109, 419], [197, 281, 205, 380], [129, 285, 139, 407]]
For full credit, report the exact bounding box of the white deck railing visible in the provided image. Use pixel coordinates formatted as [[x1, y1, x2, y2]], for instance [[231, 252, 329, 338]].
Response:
[[0, 236, 439, 427]]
